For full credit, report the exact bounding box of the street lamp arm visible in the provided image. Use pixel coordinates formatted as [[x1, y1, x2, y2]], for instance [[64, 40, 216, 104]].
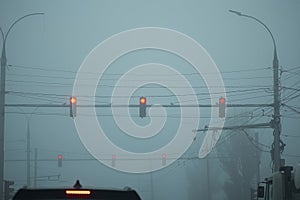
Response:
[[229, 10, 242, 16], [243, 14, 277, 54], [4, 12, 44, 43], [0, 27, 4, 43], [229, 10, 277, 57]]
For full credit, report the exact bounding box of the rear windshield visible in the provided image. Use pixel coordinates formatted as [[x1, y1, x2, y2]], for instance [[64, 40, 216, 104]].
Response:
[[13, 189, 142, 200]]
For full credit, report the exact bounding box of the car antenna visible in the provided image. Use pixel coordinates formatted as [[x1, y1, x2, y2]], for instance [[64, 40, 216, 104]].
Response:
[[73, 180, 82, 189]]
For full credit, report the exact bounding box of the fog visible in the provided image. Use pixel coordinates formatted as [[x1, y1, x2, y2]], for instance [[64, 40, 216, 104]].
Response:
[[1, 1, 300, 200]]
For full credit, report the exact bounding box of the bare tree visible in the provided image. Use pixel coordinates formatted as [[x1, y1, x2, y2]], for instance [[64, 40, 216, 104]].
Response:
[[217, 128, 261, 200]]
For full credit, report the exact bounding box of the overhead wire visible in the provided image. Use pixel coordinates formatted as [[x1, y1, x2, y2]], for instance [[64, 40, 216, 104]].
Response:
[[8, 64, 271, 75]]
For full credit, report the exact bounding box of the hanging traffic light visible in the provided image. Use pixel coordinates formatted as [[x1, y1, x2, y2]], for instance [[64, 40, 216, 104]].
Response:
[[162, 154, 167, 166], [112, 154, 116, 167], [4, 180, 14, 200], [58, 154, 63, 167], [70, 96, 77, 118], [139, 97, 146, 118], [219, 97, 226, 118]]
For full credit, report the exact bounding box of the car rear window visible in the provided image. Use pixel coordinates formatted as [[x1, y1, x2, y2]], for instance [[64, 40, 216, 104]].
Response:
[[13, 188, 142, 200]]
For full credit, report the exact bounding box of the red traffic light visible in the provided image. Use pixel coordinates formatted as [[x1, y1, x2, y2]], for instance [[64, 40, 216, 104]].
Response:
[[219, 97, 226, 118], [58, 154, 62, 167], [139, 97, 146, 118], [70, 97, 77, 104], [140, 97, 146, 104], [162, 154, 167, 166], [70, 96, 77, 118], [112, 154, 116, 167], [219, 97, 225, 104]]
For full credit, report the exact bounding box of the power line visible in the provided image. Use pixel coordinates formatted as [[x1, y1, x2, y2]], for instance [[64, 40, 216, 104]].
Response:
[[8, 64, 271, 75], [6, 88, 269, 98], [6, 78, 272, 89]]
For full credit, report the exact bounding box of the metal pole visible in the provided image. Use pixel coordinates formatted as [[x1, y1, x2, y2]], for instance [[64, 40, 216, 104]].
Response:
[[206, 158, 211, 200], [4, 103, 274, 108], [272, 50, 281, 172], [26, 121, 30, 187], [229, 10, 282, 172], [0, 39, 6, 200], [255, 132, 260, 183], [34, 148, 37, 188], [0, 13, 44, 199], [150, 172, 154, 200]]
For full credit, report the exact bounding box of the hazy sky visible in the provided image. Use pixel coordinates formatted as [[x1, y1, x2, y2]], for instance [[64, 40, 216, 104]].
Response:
[[1, 1, 300, 199]]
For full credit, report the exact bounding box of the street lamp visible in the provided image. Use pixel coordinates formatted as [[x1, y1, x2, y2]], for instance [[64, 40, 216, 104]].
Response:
[[229, 10, 282, 172], [15, 106, 40, 188], [0, 12, 44, 198]]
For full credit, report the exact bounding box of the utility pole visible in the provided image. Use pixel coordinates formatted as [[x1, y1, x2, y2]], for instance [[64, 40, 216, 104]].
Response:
[[150, 172, 154, 200], [229, 10, 282, 172], [255, 132, 260, 183], [206, 158, 211, 200], [272, 47, 281, 172], [0, 32, 7, 200], [34, 148, 38, 188], [0, 13, 44, 199], [26, 121, 31, 187]]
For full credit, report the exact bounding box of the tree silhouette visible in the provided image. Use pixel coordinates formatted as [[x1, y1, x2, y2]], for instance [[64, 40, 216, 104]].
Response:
[[217, 129, 261, 200]]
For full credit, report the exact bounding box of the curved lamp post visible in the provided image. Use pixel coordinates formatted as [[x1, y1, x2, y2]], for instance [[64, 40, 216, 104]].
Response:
[[0, 12, 44, 197], [229, 10, 281, 172]]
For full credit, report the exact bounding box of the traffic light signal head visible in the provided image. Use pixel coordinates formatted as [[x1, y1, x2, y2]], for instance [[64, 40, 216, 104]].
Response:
[[58, 154, 62, 167], [139, 97, 146, 118], [219, 97, 225, 104], [140, 97, 146, 104], [112, 154, 116, 167], [162, 154, 167, 166], [219, 97, 226, 118], [70, 96, 77, 118], [70, 97, 77, 104]]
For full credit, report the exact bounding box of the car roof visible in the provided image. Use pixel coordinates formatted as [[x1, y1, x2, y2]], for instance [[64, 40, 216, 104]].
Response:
[[13, 188, 142, 200]]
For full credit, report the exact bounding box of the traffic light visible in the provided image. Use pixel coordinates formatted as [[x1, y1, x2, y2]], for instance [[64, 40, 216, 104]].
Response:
[[139, 97, 146, 118], [70, 96, 77, 118], [4, 180, 14, 200], [112, 154, 116, 167], [58, 154, 62, 167], [162, 154, 167, 166], [219, 97, 226, 118]]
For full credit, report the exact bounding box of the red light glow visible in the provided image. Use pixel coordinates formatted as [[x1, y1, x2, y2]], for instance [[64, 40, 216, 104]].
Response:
[[140, 97, 146, 104], [219, 98, 225, 104], [70, 97, 77, 104], [65, 190, 91, 195]]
